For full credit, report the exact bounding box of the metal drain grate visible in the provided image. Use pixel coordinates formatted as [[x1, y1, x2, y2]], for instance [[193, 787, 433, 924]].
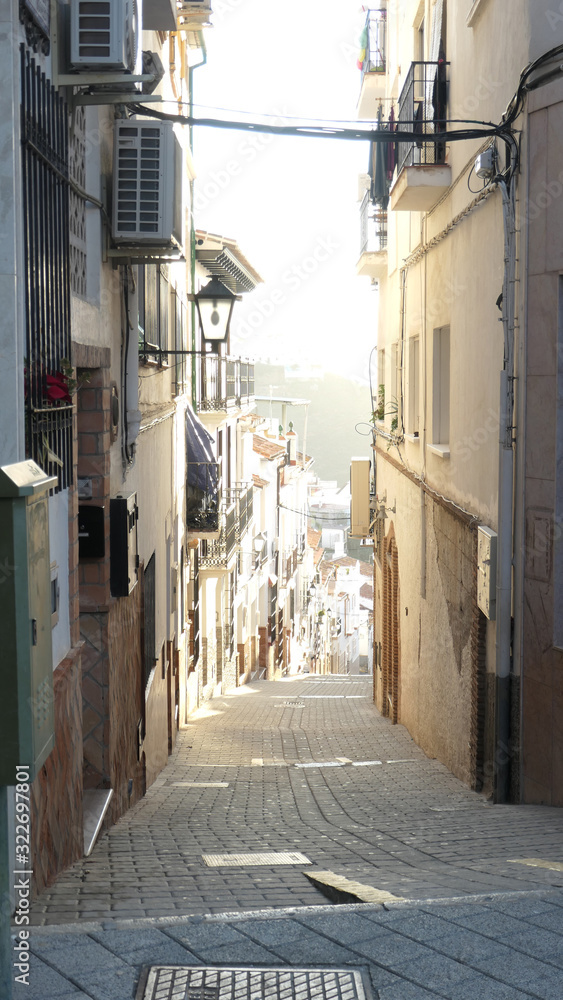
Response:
[[202, 851, 311, 867], [138, 966, 368, 1000]]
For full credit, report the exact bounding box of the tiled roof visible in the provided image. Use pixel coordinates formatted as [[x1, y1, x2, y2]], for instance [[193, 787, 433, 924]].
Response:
[[252, 474, 269, 489], [360, 582, 373, 599], [253, 435, 286, 460], [307, 528, 322, 549], [328, 556, 373, 577], [313, 548, 324, 566]]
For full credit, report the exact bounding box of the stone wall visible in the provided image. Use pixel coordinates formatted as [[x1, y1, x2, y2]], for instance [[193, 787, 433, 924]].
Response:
[[108, 586, 144, 821], [80, 612, 110, 788], [143, 644, 171, 787], [30, 646, 83, 894]]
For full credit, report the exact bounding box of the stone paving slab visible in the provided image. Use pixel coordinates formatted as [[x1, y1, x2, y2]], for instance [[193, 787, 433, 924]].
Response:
[[12, 892, 563, 1000], [26, 677, 563, 928]]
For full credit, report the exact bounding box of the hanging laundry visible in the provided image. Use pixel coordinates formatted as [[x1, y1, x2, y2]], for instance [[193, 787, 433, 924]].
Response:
[[433, 40, 447, 163], [371, 105, 389, 209], [357, 25, 368, 69]]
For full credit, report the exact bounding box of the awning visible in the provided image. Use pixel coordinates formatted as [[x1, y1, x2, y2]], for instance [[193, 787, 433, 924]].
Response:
[[186, 407, 218, 493]]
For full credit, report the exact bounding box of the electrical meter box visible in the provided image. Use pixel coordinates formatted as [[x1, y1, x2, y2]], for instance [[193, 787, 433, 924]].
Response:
[[0, 460, 57, 783], [110, 493, 139, 597], [477, 524, 498, 620], [350, 457, 372, 538]]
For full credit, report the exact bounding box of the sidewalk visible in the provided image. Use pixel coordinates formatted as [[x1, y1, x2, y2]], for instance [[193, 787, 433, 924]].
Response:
[[15, 890, 563, 999], [13, 675, 563, 997]]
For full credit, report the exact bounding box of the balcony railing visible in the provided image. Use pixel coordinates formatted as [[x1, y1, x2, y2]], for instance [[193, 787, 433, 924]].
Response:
[[359, 9, 387, 81], [224, 483, 253, 542], [360, 192, 388, 254], [186, 462, 220, 533], [199, 483, 254, 568], [396, 61, 449, 175], [199, 355, 254, 412]]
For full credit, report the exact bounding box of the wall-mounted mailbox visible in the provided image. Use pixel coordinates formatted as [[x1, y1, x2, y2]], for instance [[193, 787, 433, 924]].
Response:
[[110, 494, 139, 597], [0, 460, 57, 783], [78, 504, 105, 559]]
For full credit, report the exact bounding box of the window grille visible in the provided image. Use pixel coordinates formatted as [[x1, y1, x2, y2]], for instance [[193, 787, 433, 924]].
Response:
[[139, 264, 170, 363], [21, 48, 72, 491], [69, 106, 87, 297]]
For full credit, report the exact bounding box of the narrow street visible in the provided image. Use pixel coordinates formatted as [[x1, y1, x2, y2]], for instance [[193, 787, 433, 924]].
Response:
[[30, 675, 563, 925]]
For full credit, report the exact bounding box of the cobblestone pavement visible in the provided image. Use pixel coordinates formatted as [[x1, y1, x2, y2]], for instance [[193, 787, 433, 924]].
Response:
[[28, 675, 563, 927]]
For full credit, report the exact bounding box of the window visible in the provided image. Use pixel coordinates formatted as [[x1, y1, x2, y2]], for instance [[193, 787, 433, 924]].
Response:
[[390, 342, 400, 431], [415, 6, 425, 61], [376, 348, 385, 420], [21, 50, 73, 491], [171, 287, 188, 396], [138, 265, 170, 363], [431, 326, 450, 455], [408, 336, 420, 436], [143, 554, 156, 686]]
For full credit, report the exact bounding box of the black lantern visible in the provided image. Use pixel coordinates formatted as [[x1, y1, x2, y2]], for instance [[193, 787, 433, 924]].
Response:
[[194, 277, 239, 346]]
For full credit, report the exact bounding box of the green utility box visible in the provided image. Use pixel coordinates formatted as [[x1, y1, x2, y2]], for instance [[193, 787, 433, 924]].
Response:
[[0, 460, 57, 784]]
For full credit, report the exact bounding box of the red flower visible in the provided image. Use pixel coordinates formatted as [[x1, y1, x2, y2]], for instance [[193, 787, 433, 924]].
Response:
[[45, 372, 72, 404]]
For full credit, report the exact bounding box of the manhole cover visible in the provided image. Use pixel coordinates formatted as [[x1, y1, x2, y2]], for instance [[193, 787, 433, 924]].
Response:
[[138, 966, 369, 1000], [202, 851, 311, 867]]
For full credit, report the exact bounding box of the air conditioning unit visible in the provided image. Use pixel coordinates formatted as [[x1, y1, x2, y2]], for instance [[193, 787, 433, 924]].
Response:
[[112, 119, 183, 248], [70, 0, 142, 73]]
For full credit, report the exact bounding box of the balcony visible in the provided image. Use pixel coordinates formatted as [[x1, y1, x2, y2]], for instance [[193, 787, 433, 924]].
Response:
[[198, 355, 255, 423], [390, 61, 452, 212], [357, 9, 387, 119], [199, 483, 253, 570], [357, 192, 388, 280], [186, 462, 221, 538]]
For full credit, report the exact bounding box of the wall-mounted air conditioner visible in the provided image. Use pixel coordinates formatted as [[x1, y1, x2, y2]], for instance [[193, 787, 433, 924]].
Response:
[[112, 119, 183, 248], [70, 0, 142, 74]]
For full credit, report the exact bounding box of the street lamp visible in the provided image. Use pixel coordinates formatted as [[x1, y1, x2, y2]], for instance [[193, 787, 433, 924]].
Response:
[[194, 276, 241, 350], [253, 532, 267, 554]]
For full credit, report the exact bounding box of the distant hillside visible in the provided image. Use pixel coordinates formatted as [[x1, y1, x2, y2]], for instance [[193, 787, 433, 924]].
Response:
[[254, 363, 373, 487]]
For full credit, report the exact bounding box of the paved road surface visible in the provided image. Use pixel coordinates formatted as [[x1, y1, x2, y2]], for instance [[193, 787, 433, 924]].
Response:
[[12, 674, 563, 999]]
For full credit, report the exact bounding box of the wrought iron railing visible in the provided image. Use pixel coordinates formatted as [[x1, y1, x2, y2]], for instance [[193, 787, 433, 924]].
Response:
[[360, 192, 388, 254], [360, 9, 387, 81], [21, 48, 72, 491], [186, 462, 221, 532], [199, 483, 253, 567], [199, 355, 254, 411], [396, 61, 449, 174]]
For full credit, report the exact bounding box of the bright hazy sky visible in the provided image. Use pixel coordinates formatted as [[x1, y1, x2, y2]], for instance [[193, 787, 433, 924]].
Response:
[[191, 0, 378, 380]]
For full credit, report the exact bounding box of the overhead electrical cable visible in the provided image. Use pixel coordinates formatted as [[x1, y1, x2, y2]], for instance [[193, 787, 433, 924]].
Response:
[[125, 45, 563, 153]]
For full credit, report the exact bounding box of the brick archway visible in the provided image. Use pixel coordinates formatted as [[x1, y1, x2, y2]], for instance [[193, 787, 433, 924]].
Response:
[[382, 526, 400, 723]]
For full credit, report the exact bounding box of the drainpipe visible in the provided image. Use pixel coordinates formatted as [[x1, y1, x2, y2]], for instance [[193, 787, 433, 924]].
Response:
[[495, 172, 517, 803], [189, 34, 207, 411], [125, 266, 141, 461]]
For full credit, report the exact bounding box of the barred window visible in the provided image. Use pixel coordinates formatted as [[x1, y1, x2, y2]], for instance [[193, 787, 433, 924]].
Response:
[[139, 264, 170, 364], [21, 48, 72, 491], [69, 106, 87, 298]]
